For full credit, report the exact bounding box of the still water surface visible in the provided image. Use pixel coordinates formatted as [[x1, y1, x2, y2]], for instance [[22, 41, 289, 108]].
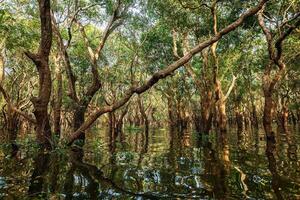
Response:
[[0, 128, 300, 199]]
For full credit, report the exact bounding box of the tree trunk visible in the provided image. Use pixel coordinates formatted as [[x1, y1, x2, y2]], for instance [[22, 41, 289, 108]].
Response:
[[252, 103, 259, 129], [6, 106, 20, 155], [138, 95, 149, 134], [0, 49, 4, 84], [290, 111, 296, 126], [200, 91, 213, 134], [73, 107, 86, 143], [280, 104, 289, 133], [53, 55, 62, 137], [236, 111, 244, 139], [215, 81, 227, 133], [167, 96, 176, 128], [25, 0, 53, 149], [263, 91, 273, 138]]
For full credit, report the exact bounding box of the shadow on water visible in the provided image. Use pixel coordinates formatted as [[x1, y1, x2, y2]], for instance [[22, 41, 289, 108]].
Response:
[[0, 126, 300, 199]]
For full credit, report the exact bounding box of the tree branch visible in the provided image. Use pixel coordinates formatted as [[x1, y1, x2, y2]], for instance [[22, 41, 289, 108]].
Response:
[[224, 74, 237, 100], [0, 83, 36, 124], [52, 12, 79, 103]]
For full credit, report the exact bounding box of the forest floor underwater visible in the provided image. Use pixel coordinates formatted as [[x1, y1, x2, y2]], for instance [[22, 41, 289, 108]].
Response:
[[0, 126, 300, 199]]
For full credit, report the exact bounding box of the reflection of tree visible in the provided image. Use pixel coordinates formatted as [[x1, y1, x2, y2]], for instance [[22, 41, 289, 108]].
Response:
[[138, 129, 149, 165], [201, 133, 230, 199], [273, 129, 299, 186], [28, 150, 50, 198], [168, 129, 181, 192], [63, 161, 76, 200], [280, 130, 298, 162], [64, 146, 158, 199], [28, 150, 63, 198], [49, 153, 60, 194], [63, 147, 99, 199], [266, 139, 283, 200]]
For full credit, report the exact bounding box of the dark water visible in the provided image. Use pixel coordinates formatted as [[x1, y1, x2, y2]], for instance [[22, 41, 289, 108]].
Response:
[[0, 127, 300, 199]]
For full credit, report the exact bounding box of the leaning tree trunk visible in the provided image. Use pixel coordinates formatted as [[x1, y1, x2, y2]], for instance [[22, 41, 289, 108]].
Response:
[[25, 0, 53, 149]]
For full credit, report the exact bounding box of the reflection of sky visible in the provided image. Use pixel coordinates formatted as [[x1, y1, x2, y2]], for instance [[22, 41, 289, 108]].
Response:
[[73, 174, 88, 187], [0, 177, 6, 189]]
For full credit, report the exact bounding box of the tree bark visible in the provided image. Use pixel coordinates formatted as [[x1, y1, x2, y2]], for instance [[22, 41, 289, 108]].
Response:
[[200, 91, 213, 134], [53, 55, 62, 137], [25, 0, 53, 149], [73, 107, 86, 142], [263, 91, 274, 137], [138, 95, 149, 134], [0, 49, 4, 84]]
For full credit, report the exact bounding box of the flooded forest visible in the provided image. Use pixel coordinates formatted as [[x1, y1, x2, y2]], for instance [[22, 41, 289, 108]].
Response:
[[0, 0, 300, 199]]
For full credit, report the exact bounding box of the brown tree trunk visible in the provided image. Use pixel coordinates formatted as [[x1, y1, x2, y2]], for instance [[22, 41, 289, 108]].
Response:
[[53, 55, 62, 137], [0, 49, 4, 84], [25, 0, 53, 149], [280, 104, 289, 133], [6, 109, 19, 140], [5, 106, 20, 155], [236, 111, 244, 139], [201, 91, 213, 134], [215, 80, 228, 133], [252, 103, 259, 129], [167, 96, 176, 128], [218, 100, 227, 133], [73, 107, 86, 142], [138, 95, 149, 134], [263, 91, 273, 138], [290, 111, 296, 126], [116, 105, 129, 133]]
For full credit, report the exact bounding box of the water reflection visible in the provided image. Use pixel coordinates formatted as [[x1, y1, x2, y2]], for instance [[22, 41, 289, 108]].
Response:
[[0, 127, 299, 199]]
